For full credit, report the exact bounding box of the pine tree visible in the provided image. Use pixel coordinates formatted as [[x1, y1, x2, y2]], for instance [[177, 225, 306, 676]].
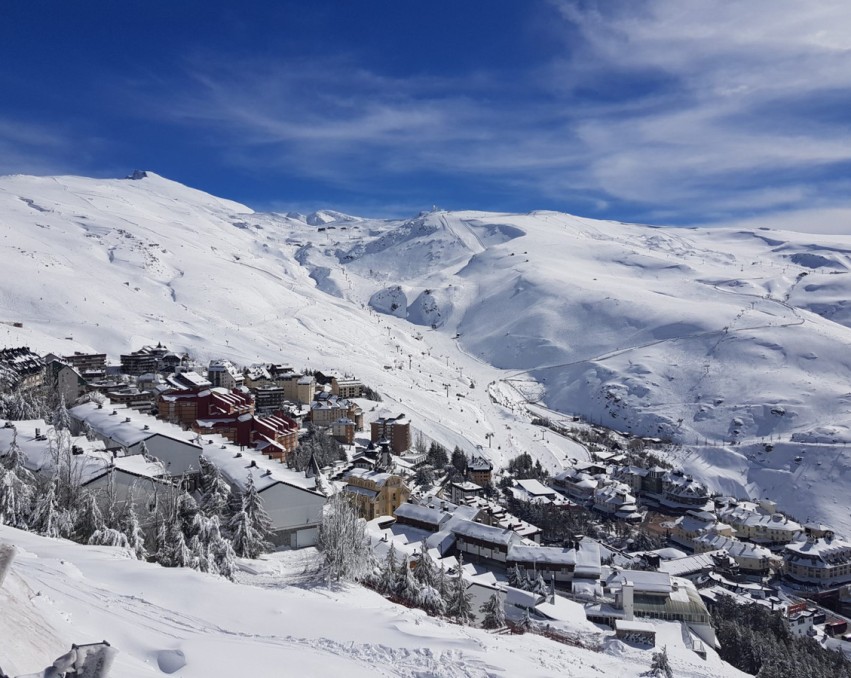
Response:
[[53, 394, 72, 431], [395, 556, 421, 605], [417, 584, 446, 616], [199, 457, 232, 518], [517, 607, 533, 632], [532, 572, 548, 596], [176, 489, 200, 539], [74, 492, 104, 542], [0, 467, 30, 529], [161, 521, 192, 568], [413, 540, 436, 588], [507, 563, 526, 589], [480, 592, 506, 630], [318, 491, 374, 582], [436, 562, 450, 601], [88, 527, 131, 549], [122, 504, 148, 560], [30, 478, 62, 537], [447, 556, 475, 625], [373, 544, 398, 595], [647, 646, 674, 678]]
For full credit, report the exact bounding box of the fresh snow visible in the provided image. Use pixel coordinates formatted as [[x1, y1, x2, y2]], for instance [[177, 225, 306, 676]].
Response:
[[0, 525, 744, 677], [1, 171, 850, 537]]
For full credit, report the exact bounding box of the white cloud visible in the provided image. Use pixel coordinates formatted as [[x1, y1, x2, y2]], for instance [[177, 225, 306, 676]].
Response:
[[123, 2, 851, 225]]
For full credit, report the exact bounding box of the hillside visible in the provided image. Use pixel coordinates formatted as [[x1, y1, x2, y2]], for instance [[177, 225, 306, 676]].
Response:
[[0, 525, 743, 677], [2, 172, 851, 533]]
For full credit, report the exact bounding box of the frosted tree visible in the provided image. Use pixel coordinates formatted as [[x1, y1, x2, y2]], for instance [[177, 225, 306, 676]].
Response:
[[81, 420, 97, 441], [436, 562, 450, 601], [88, 526, 131, 549], [532, 572, 548, 597], [372, 544, 398, 595], [412, 540, 436, 588], [241, 475, 273, 538], [646, 646, 674, 678], [30, 478, 62, 537], [122, 504, 148, 560], [199, 458, 232, 518], [74, 491, 104, 543], [517, 607, 533, 632], [176, 489, 200, 539], [186, 513, 236, 577], [394, 555, 421, 604], [318, 491, 374, 582], [49, 427, 82, 509], [159, 521, 192, 568], [0, 467, 32, 529], [53, 393, 72, 431], [508, 563, 527, 589], [479, 593, 506, 630], [201, 515, 237, 580], [2, 430, 27, 473], [447, 556, 475, 625]]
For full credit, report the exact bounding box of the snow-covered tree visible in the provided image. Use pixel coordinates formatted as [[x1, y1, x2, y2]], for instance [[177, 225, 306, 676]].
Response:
[[122, 504, 148, 560], [176, 489, 200, 539], [53, 394, 72, 431], [447, 556, 475, 625], [30, 478, 63, 537], [0, 466, 32, 529], [88, 526, 130, 549], [394, 555, 421, 604], [159, 521, 192, 568], [318, 491, 373, 582], [198, 458, 232, 518], [480, 593, 506, 630], [371, 544, 398, 595], [74, 491, 104, 542], [646, 646, 674, 678], [517, 607, 533, 632], [412, 540, 436, 588], [532, 572, 548, 597], [508, 563, 527, 590], [417, 584, 446, 616]]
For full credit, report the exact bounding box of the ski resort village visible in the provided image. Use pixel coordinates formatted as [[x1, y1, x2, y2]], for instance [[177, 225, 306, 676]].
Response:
[[3, 335, 851, 677]]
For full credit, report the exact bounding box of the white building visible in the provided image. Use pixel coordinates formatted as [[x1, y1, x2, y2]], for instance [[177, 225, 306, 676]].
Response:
[[70, 401, 204, 480], [201, 443, 326, 548], [592, 482, 642, 521], [784, 535, 851, 590], [207, 360, 245, 390]]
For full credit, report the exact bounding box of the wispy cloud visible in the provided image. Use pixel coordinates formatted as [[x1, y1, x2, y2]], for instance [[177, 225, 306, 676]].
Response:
[[120, 2, 851, 227], [0, 117, 90, 176]]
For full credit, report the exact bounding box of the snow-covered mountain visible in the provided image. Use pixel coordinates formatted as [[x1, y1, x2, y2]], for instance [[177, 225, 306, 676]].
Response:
[[2, 172, 851, 533]]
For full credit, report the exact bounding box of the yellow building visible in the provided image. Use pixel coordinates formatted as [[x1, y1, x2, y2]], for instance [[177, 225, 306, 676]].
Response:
[[342, 468, 410, 521]]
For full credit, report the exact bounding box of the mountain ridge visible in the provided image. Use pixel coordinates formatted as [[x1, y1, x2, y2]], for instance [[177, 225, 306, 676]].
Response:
[[2, 171, 851, 533]]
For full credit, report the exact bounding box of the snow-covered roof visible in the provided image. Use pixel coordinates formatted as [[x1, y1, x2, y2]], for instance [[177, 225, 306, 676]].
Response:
[[451, 519, 521, 547], [615, 620, 656, 634], [70, 400, 199, 449], [658, 551, 724, 577], [514, 478, 555, 497], [611, 570, 673, 595], [393, 502, 449, 526], [201, 440, 322, 496], [507, 544, 576, 566], [344, 468, 393, 486]]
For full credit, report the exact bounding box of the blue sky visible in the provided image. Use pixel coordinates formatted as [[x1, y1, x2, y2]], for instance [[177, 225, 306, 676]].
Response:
[[2, 1, 850, 230]]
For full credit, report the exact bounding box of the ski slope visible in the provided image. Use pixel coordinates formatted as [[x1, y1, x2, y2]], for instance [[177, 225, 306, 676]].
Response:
[[2, 171, 851, 532]]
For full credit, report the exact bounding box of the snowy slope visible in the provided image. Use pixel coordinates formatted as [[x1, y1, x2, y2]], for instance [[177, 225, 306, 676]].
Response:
[[2, 172, 851, 532], [0, 525, 742, 678]]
